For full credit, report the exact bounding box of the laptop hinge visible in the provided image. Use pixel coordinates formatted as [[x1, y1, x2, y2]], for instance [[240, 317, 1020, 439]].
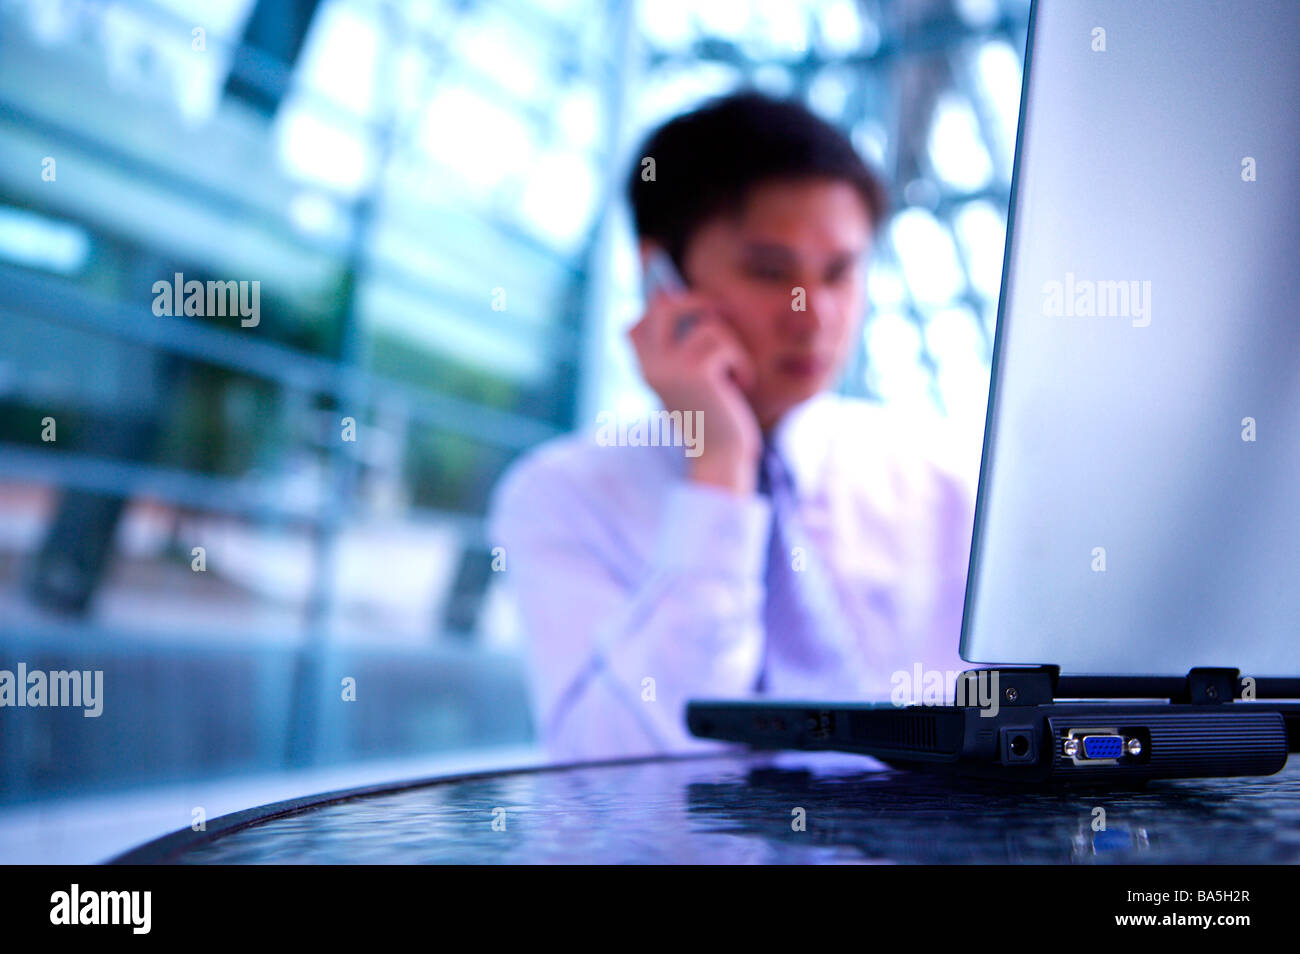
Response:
[[958, 666, 1058, 707], [1176, 667, 1239, 705], [978, 666, 1249, 705]]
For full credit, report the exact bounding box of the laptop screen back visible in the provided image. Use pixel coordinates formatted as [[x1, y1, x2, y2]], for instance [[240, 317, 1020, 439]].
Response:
[[960, 0, 1300, 675]]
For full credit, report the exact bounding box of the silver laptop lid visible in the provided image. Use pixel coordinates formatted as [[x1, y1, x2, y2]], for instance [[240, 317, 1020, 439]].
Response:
[[960, 0, 1300, 675]]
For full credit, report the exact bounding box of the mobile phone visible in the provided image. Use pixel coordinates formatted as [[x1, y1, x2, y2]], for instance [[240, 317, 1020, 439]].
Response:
[[643, 248, 700, 343]]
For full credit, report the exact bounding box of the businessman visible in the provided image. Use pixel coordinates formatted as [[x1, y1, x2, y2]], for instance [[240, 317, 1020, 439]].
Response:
[[488, 91, 980, 761]]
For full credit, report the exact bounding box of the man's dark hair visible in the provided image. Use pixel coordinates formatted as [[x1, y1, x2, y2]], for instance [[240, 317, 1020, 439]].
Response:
[[626, 90, 888, 271]]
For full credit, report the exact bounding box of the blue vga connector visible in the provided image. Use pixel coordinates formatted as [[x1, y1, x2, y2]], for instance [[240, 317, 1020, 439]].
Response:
[[1062, 727, 1142, 766]]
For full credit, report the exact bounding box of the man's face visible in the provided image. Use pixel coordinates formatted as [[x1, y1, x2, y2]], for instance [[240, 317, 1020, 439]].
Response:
[[678, 177, 873, 431]]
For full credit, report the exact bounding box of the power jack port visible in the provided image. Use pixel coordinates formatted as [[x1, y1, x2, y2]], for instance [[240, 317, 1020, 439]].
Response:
[[1000, 727, 1037, 764]]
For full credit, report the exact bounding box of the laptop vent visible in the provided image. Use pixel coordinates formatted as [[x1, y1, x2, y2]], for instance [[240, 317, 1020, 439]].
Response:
[[853, 710, 939, 751]]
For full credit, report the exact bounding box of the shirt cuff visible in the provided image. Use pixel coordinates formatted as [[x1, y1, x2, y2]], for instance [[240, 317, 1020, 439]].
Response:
[[652, 480, 773, 579]]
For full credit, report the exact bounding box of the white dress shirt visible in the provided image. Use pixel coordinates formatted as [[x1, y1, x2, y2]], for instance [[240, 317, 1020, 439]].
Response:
[[486, 391, 982, 762]]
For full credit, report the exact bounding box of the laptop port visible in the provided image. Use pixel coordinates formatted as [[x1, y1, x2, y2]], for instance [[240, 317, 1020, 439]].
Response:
[[1061, 727, 1142, 766], [1081, 735, 1123, 759], [804, 710, 834, 740], [1000, 726, 1037, 764]]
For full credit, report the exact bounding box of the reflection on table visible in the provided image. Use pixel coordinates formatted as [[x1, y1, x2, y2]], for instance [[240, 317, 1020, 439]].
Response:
[[169, 751, 1300, 864]]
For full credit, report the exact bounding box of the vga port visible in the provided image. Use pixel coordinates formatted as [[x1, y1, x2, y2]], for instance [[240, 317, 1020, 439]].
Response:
[[1081, 735, 1123, 759], [1062, 727, 1140, 765]]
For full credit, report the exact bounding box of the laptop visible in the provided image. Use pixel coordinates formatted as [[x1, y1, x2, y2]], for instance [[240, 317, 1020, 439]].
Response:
[[688, 0, 1300, 783]]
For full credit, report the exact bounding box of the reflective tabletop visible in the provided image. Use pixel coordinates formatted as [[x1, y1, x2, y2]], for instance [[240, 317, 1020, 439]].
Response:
[[153, 752, 1300, 864]]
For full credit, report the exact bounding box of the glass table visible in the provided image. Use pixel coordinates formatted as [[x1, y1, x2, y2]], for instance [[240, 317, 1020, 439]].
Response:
[[116, 751, 1300, 864]]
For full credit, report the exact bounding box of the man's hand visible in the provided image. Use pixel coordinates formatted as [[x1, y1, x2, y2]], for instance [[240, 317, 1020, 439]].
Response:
[[628, 290, 762, 495]]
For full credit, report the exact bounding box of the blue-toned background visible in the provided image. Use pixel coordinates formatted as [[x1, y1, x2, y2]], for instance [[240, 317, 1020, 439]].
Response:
[[0, 0, 1026, 855]]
